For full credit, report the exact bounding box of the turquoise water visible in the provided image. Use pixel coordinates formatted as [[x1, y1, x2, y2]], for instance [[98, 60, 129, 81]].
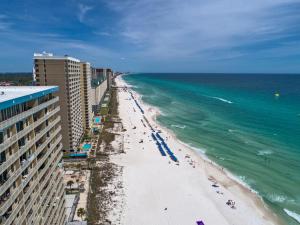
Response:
[[123, 73, 300, 225], [94, 116, 101, 124], [82, 143, 92, 151]]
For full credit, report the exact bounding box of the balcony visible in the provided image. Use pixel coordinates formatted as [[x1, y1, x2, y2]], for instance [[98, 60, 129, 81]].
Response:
[[0, 167, 22, 197], [34, 179, 60, 225], [18, 168, 59, 225], [10, 143, 62, 225], [34, 116, 60, 143], [22, 135, 62, 191], [35, 126, 61, 157], [0, 134, 62, 215], [2, 196, 23, 225], [0, 106, 60, 155], [0, 104, 60, 157], [0, 185, 23, 217], [0, 96, 59, 130]]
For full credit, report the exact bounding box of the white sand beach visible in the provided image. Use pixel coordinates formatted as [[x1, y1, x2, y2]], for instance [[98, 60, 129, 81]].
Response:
[[110, 76, 282, 225]]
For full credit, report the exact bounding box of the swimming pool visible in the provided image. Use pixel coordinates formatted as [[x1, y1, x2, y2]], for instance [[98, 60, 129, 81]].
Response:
[[94, 116, 101, 124], [69, 153, 87, 158], [82, 143, 92, 151]]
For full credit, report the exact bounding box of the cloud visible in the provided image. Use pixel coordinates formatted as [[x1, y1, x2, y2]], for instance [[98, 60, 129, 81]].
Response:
[[1, 0, 300, 72], [94, 31, 111, 36], [104, 0, 300, 60], [78, 3, 93, 23], [0, 14, 12, 31]]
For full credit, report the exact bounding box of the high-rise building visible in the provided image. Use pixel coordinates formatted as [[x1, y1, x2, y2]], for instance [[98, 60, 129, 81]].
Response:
[[80, 62, 93, 130], [33, 52, 84, 152], [90, 68, 108, 113], [91, 68, 113, 91], [0, 86, 66, 225], [106, 68, 113, 90]]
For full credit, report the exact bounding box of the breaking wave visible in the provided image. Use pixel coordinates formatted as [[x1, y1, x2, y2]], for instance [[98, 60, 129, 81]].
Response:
[[267, 194, 288, 203], [257, 150, 273, 156], [284, 209, 300, 223], [171, 124, 186, 129], [205, 95, 233, 104]]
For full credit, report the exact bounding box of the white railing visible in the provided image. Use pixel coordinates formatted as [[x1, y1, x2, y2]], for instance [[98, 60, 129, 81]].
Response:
[[0, 105, 60, 154], [25, 137, 61, 193], [34, 116, 60, 143], [0, 187, 22, 216], [23, 179, 38, 202], [35, 127, 61, 158], [3, 197, 24, 225], [19, 160, 61, 225], [0, 132, 62, 217], [19, 125, 61, 188], [16, 144, 62, 225], [34, 170, 62, 225], [0, 136, 17, 154], [0, 97, 59, 130], [0, 117, 60, 175], [42, 182, 64, 224], [0, 154, 19, 175], [33, 106, 60, 129], [0, 167, 22, 197]]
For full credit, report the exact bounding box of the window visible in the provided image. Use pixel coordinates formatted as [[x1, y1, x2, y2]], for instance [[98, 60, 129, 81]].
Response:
[[0, 132, 3, 144]]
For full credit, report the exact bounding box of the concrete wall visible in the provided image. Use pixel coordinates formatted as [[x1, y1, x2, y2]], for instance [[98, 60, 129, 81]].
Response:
[[91, 80, 107, 113], [34, 58, 84, 151]]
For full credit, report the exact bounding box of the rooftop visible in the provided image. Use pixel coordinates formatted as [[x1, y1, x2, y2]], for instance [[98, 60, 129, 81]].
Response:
[[0, 86, 58, 110], [33, 52, 80, 62]]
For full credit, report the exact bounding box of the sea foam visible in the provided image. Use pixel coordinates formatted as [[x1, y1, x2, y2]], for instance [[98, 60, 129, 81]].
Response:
[[211, 96, 233, 104], [171, 124, 186, 129], [284, 209, 300, 223], [267, 193, 288, 203], [257, 150, 273, 156]]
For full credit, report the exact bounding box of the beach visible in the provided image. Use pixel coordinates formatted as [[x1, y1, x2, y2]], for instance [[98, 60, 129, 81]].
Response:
[[107, 75, 283, 225]]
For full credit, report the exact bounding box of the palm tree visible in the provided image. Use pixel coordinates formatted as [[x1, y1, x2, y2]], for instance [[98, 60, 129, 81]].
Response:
[[66, 180, 74, 189], [77, 208, 86, 220]]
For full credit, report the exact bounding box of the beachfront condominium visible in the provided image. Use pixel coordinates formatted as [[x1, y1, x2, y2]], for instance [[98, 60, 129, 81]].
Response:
[[90, 68, 108, 113], [33, 52, 84, 152], [92, 68, 113, 90], [80, 62, 93, 130], [106, 68, 113, 89], [0, 86, 66, 225]]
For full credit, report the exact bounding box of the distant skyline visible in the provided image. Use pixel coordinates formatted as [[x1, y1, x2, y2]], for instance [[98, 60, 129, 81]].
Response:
[[0, 0, 300, 73]]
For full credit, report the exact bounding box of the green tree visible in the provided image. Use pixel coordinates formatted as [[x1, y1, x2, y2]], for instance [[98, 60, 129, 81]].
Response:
[[66, 180, 74, 189], [77, 208, 86, 220]]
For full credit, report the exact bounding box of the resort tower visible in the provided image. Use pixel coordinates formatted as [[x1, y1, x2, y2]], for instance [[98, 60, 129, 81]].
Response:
[[33, 52, 84, 152], [0, 86, 66, 225], [80, 62, 93, 130]]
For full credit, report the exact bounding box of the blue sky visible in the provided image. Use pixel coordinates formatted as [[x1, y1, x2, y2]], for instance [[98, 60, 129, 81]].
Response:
[[0, 0, 300, 73]]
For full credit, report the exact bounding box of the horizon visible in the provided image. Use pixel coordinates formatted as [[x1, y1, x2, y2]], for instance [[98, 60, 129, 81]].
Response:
[[0, 0, 300, 73], [1, 71, 300, 75]]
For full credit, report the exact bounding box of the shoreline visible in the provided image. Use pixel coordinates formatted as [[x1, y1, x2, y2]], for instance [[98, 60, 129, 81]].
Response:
[[120, 75, 266, 198], [113, 75, 284, 225]]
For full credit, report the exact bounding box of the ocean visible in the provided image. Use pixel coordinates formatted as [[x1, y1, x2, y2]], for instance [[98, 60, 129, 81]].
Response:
[[123, 73, 300, 225]]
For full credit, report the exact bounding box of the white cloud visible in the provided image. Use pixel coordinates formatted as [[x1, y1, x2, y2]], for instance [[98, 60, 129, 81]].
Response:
[[78, 3, 93, 23], [104, 0, 300, 60], [0, 14, 12, 31], [94, 31, 111, 36]]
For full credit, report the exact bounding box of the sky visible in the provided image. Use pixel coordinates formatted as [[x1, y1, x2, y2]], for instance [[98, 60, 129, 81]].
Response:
[[0, 0, 300, 73]]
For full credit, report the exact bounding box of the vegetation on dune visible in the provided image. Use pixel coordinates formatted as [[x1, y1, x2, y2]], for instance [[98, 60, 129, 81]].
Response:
[[87, 86, 124, 225]]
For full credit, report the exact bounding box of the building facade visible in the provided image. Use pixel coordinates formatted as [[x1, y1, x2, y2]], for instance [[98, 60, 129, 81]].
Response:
[[0, 86, 66, 225], [90, 68, 108, 113], [106, 68, 113, 90], [80, 62, 93, 130], [33, 53, 84, 151]]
